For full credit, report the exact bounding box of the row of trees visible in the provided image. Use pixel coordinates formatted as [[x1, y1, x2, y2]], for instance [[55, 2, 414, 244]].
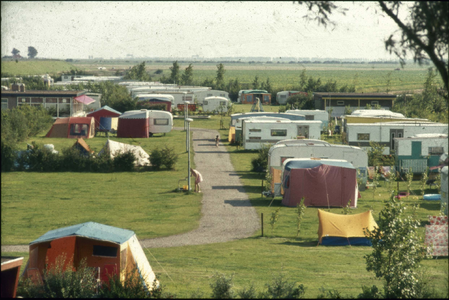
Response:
[[11, 47, 38, 58]]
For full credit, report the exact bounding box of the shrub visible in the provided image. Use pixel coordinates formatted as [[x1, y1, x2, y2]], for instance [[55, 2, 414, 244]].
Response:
[[1, 140, 16, 172], [150, 147, 164, 170], [316, 286, 343, 299], [23, 142, 61, 172], [161, 145, 178, 170], [112, 150, 136, 172], [210, 273, 234, 299], [90, 151, 113, 173], [18, 256, 97, 298], [61, 146, 89, 172], [357, 285, 382, 299], [251, 144, 270, 172], [263, 273, 306, 299]]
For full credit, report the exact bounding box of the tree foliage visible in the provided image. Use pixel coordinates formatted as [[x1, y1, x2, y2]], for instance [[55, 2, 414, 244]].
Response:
[[124, 61, 151, 81], [169, 61, 180, 84], [11, 48, 20, 56], [181, 63, 194, 85], [28, 46, 38, 58], [295, 1, 448, 95], [87, 81, 136, 113], [364, 191, 429, 299], [215, 63, 226, 90]]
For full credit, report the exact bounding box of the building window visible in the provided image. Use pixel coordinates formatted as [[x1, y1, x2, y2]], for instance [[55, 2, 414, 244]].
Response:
[[246, 95, 253, 102], [357, 133, 370, 140], [271, 129, 287, 137], [429, 147, 444, 155], [249, 136, 261, 140], [1, 98, 8, 110], [93, 245, 117, 257], [371, 101, 379, 105], [337, 101, 345, 106], [249, 129, 261, 132], [264, 95, 269, 102], [154, 118, 169, 125]]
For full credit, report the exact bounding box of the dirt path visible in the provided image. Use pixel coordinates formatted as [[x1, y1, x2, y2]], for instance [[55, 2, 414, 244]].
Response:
[[1, 129, 260, 253]]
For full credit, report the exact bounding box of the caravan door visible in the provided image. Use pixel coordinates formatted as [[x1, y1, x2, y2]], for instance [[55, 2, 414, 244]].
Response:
[[390, 129, 404, 154], [297, 125, 309, 138]]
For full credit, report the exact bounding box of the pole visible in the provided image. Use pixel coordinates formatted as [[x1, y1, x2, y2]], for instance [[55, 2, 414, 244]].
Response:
[[261, 213, 264, 237], [187, 121, 191, 191]]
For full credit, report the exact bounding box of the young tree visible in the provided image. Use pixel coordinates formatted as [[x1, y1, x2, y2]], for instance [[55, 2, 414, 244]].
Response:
[[11, 48, 20, 56], [215, 63, 226, 90], [252, 75, 260, 89], [169, 61, 180, 84], [181, 63, 194, 85], [261, 77, 273, 93], [364, 191, 428, 298], [298, 69, 308, 91], [28, 46, 38, 58]]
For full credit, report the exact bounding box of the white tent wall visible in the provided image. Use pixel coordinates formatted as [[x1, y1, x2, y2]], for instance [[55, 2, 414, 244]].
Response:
[[127, 235, 158, 290], [99, 140, 150, 166]]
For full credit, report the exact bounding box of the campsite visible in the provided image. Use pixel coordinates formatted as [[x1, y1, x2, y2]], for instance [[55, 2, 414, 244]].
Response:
[[2, 103, 448, 298]]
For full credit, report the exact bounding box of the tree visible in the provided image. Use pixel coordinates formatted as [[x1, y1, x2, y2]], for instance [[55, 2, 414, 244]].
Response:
[[11, 48, 20, 56], [28, 46, 38, 59], [298, 69, 308, 91], [364, 191, 428, 298], [169, 61, 180, 84], [215, 63, 226, 90], [295, 1, 449, 95], [252, 75, 260, 89], [124, 62, 150, 81], [181, 64, 194, 85], [261, 78, 273, 93]]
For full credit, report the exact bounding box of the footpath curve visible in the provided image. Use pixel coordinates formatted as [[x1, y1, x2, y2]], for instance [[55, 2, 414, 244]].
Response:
[[1, 128, 260, 252]]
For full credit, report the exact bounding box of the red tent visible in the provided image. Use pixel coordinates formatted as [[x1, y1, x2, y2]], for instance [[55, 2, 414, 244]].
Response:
[[282, 158, 359, 208], [117, 110, 150, 138], [87, 106, 122, 129]]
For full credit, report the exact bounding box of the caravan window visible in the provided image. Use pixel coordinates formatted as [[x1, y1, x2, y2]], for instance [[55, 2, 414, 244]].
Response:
[[220, 101, 227, 106], [203, 100, 208, 105], [357, 133, 370, 140], [249, 137, 261, 140], [429, 147, 444, 155], [93, 245, 117, 257], [271, 129, 287, 137], [154, 118, 169, 125], [305, 115, 314, 120], [249, 129, 261, 132]]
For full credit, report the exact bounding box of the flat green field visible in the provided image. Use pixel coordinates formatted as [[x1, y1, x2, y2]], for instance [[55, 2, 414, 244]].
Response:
[[1, 60, 77, 76], [2, 111, 448, 298]]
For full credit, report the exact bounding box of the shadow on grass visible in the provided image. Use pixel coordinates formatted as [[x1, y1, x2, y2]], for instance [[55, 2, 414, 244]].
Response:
[[227, 171, 265, 180], [279, 240, 319, 247], [420, 201, 442, 211]]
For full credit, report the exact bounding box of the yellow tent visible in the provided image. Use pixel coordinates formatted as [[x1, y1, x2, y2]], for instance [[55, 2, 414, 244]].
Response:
[[317, 209, 378, 246]]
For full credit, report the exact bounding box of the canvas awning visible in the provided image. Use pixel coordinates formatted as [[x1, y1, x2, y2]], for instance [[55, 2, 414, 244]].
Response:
[[74, 95, 96, 105]]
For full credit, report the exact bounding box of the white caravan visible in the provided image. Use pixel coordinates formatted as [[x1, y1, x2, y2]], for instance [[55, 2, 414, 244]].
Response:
[[202, 96, 231, 113], [346, 121, 448, 154], [195, 90, 230, 105], [286, 109, 329, 131], [242, 119, 322, 150], [147, 110, 173, 136]]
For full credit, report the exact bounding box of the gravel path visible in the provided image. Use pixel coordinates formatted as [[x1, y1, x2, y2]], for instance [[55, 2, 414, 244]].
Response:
[[1, 128, 260, 253]]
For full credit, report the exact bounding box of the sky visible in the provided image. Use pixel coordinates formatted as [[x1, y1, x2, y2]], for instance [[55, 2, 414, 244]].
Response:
[[1, 1, 410, 60]]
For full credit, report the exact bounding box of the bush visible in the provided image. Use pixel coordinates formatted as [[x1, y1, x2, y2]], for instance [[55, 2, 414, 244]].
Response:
[[61, 146, 89, 172], [251, 144, 271, 172], [263, 273, 306, 299], [150, 145, 179, 170], [1, 140, 16, 172], [23, 142, 61, 172], [210, 273, 234, 299], [18, 256, 97, 298], [112, 150, 136, 172]]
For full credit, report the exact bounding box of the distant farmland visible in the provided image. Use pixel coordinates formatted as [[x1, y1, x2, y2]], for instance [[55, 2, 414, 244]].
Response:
[[1, 58, 441, 94]]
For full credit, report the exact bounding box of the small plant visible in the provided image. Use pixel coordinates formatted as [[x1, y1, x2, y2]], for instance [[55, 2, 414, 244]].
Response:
[[406, 168, 413, 199], [161, 144, 179, 170], [296, 198, 306, 237], [420, 168, 429, 196], [113, 150, 136, 172], [341, 199, 352, 215], [236, 284, 258, 299], [209, 273, 234, 299], [263, 272, 306, 299], [150, 147, 163, 170], [269, 207, 281, 236], [357, 285, 382, 299], [317, 286, 343, 299]]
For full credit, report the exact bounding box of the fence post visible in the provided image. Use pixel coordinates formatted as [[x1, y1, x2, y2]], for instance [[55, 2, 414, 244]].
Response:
[[261, 213, 264, 237]]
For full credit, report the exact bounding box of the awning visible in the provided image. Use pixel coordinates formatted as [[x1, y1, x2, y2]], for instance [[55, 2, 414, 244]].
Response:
[[74, 95, 96, 105]]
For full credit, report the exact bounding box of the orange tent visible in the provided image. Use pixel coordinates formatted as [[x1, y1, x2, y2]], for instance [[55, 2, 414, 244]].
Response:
[[46, 117, 95, 139]]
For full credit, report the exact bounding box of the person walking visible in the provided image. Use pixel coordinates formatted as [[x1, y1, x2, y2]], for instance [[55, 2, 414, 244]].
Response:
[[190, 168, 203, 193], [215, 135, 219, 147]]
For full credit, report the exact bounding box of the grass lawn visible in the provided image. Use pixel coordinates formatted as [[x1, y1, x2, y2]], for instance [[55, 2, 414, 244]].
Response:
[[2, 107, 448, 298]]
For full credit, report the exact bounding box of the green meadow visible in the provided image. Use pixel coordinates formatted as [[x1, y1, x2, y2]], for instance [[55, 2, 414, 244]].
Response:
[[1, 60, 77, 76], [2, 108, 448, 298]]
